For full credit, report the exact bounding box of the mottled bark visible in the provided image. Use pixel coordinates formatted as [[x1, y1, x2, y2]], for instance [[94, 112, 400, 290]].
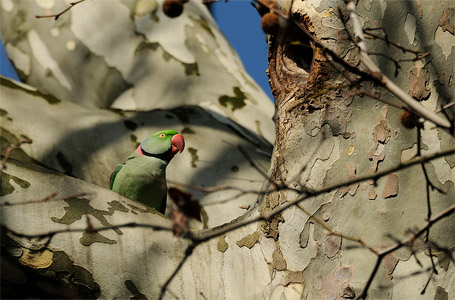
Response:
[[262, 0, 455, 299], [1, 0, 454, 299]]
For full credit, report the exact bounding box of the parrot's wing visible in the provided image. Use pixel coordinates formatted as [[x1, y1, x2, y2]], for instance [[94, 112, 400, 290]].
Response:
[[109, 163, 125, 190]]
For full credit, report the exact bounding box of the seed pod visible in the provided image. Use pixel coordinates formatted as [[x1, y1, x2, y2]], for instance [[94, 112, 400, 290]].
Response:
[[261, 12, 279, 35], [399, 110, 417, 129], [162, 0, 184, 18]]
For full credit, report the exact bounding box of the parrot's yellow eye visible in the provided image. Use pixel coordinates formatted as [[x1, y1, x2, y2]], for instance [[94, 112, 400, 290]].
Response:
[[160, 134, 166, 138]]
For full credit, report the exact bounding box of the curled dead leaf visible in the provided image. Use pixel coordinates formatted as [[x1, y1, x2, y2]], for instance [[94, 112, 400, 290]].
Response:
[[168, 187, 202, 221], [170, 205, 188, 237]]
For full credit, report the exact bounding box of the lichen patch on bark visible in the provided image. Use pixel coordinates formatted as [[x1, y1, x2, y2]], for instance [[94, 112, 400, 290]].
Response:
[[51, 197, 125, 245], [271, 249, 287, 271], [18, 248, 53, 269], [218, 87, 247, 112], [236, 231, 261, 249], [79, 231, 118, 246], [2, 232, 100, 298], [217, 234, 229, 252], [188, 147, 199, 168], [125, 279, 149, 300], [0, 172, 31, 196]]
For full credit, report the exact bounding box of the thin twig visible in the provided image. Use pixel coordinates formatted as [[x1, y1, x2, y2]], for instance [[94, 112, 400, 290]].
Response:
[[354, 90, 404, 110], [345, 0, 450, 129], [35, 0, 86, 20], [1, 139, 33, 172], [192, 148, 455, 243], [0, 192, 90, 207], [237, 145, 269, 179], [296, 204, 376, 253], [4, 148, 453, 248], [435, 101, 455, 113], [420, 270, 435, 295], [356, 205, 455, 299], [3, 222, 173, 244], [364, 30, 422, 55], [416, 127, 442, 276], [158, 244, 195, 300], [356, 257, 382, 300]]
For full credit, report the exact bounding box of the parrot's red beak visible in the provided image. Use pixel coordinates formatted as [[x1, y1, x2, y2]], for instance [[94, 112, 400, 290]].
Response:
[[171, 134, 185, 155]]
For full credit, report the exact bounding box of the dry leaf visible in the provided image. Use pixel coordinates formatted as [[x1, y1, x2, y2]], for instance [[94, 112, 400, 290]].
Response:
[[170, 206, 188, 237], [168, 187, 202, 221]]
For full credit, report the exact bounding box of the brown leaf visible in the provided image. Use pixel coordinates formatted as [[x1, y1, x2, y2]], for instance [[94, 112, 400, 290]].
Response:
[[168, 187, 202, 221], [170, 206, 188, 237]]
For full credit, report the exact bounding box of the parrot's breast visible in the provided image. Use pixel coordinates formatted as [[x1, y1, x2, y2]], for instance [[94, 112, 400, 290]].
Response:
[[111, 156, 168, 213]]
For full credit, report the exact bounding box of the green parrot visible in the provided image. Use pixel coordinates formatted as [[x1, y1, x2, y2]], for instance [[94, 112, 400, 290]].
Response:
[[110, 130, 185, 214]]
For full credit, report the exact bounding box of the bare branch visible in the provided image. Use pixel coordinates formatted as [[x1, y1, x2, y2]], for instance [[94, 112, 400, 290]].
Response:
[[35, 0, 86, 20], [237, 145, 269, 179], [356, 205, 455, 299], [435, 101, 455, 113], [2, 221, 173, 246], [364, 30, 423, 55], [3, 146, 453, 298], [354, 90, 405, 110], [267, 1, 450, 129], [420, 270, 435, 295], [346, 0, 451, 129], [1, 139, 33, 172], [296, 204, 376, 254], [158, 244, 195, 300], [356, 257, 382, 300], [193, 147, 455, 243], [0, 192, 91, 207]]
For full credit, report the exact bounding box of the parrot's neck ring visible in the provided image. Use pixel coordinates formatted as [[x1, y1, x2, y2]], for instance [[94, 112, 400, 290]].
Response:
[[139, 146, 173, 163]]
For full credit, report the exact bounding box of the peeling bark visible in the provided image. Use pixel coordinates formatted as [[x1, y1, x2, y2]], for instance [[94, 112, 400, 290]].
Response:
[[1, 0, 454, 299]]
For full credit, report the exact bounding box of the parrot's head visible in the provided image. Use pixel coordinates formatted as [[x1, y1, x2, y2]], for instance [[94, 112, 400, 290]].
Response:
[[136, 130, 185, 162]]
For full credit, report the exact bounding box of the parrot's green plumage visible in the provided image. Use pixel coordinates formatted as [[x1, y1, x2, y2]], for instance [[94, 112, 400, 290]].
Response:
[[110, 130, 185, 214]]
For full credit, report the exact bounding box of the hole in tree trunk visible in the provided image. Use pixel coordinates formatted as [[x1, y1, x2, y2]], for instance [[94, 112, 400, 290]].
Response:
[[268, 13, 315, 98]]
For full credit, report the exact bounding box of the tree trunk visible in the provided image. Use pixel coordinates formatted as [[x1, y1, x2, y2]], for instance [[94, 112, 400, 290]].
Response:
[[1, 0, 454, 299], [263, 0, 455, 299]]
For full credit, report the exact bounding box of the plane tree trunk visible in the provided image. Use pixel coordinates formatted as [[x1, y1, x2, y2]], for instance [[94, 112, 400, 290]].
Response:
[[1, 0, 454, 299]]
